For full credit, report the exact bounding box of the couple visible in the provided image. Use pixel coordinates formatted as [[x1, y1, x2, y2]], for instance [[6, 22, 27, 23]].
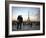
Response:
[[17, 15, 23, 30]]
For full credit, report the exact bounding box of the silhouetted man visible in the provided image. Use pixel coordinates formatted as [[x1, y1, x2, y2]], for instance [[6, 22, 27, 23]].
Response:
[[17, 15, 23, 30]]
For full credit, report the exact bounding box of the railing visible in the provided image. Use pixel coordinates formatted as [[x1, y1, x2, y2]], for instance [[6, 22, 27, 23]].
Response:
[[12, 21, 40, 26]]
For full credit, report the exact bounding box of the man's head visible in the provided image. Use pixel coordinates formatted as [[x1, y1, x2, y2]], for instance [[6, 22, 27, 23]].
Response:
[[18, 15, 22, 17]]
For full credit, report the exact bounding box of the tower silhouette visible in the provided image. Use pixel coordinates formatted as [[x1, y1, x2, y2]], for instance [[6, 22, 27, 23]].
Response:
[[27, 11, 30, 23]]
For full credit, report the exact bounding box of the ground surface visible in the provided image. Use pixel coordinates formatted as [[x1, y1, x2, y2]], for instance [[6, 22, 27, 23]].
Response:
[[12, 24, 40, 31]]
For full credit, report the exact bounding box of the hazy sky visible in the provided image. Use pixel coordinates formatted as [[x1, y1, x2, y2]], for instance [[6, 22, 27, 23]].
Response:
[[12, 7, 40, 21]]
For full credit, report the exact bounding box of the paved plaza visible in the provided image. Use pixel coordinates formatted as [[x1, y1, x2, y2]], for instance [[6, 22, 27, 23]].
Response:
[[12, 24, 40, 31]]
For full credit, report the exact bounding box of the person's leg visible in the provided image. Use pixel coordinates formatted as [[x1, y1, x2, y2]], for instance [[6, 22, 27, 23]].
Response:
[[20, 23, 21, 30], [21, 23, 23, 30], [17, 23, 19, 30]]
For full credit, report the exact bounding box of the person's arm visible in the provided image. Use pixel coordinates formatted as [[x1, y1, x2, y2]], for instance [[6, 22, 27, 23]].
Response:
[[17, 17, 19, 23], [21, 17, 23, 22]]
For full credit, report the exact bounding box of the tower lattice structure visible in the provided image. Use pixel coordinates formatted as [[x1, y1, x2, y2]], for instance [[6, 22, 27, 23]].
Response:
[[27, 11, 30, 23]]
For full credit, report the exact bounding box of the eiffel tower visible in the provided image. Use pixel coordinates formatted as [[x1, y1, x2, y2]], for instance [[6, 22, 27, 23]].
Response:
[[27, 11, 30, 23]]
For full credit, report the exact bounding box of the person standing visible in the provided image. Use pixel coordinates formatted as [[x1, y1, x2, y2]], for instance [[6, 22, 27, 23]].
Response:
[[17, 15, 23, 30]]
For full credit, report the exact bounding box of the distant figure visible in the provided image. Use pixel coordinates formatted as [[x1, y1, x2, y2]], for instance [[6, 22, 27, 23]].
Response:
[[17, 15, 23, 30]]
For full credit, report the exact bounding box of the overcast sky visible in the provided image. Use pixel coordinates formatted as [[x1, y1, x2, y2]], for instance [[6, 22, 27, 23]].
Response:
[[12, 7, 40, 21]]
